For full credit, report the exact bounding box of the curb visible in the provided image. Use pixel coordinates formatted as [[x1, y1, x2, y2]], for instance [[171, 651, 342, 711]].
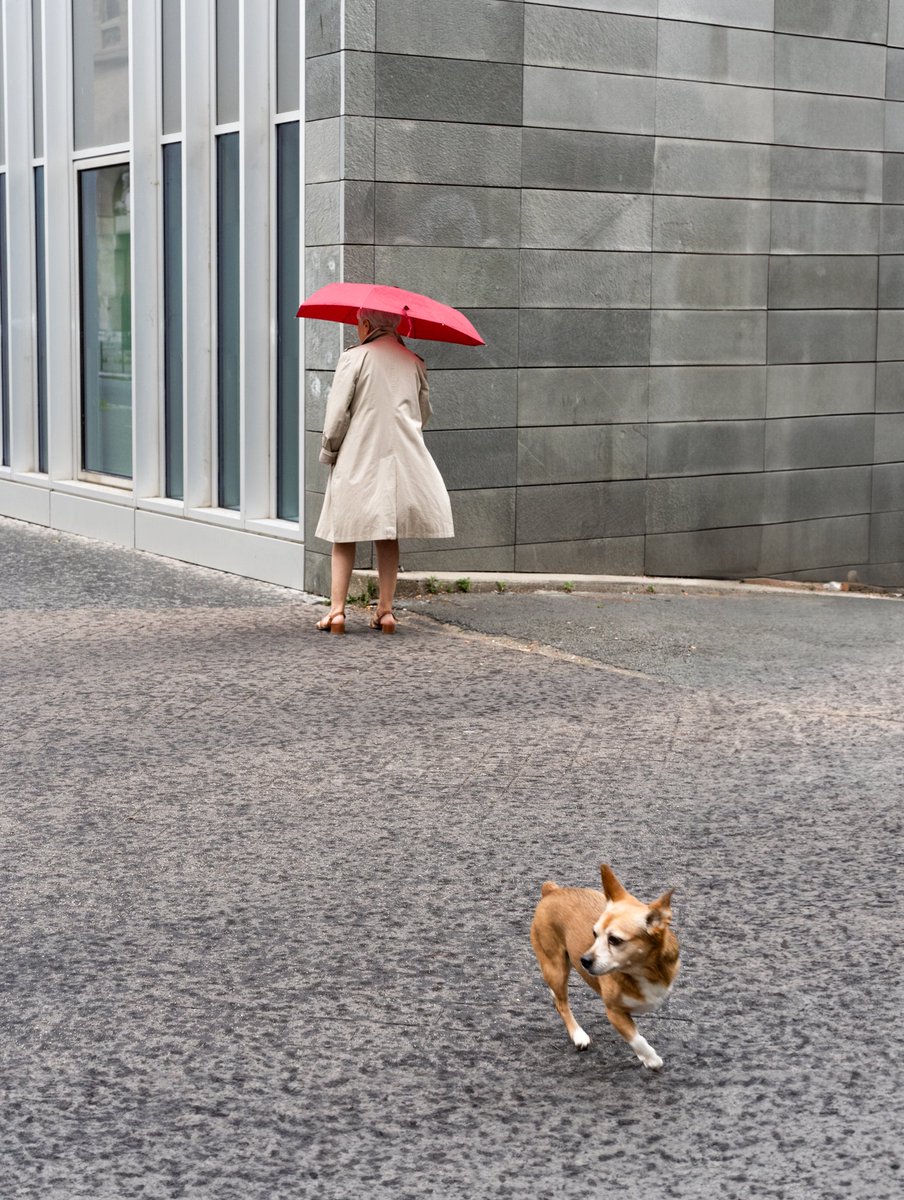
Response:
[[346, 569, 901, 601]]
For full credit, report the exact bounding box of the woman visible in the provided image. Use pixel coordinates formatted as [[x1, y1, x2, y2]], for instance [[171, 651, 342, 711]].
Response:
[[314, 307, 454, 634]]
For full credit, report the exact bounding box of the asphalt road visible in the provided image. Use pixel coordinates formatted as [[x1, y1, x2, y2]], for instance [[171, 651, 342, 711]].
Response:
[[1, 517, 901, 1199]]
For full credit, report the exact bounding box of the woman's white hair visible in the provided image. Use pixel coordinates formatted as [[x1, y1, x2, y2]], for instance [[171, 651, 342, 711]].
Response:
[[357, 307, 401, 332]]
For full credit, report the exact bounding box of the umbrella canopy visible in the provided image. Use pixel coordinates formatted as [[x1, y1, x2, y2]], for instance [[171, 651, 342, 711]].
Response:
[[296, 282, 485, 346]]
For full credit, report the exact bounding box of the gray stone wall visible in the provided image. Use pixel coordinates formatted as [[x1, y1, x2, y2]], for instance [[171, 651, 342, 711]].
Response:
[[304, 0, 904, 593]]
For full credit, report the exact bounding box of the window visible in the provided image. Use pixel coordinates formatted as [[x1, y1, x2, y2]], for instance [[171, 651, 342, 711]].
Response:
[[35, 167, 48, 473], [0, 176, 9, 468], [216, 133, 240, 509], [163, 143, 183, 498], [276, 122, 300, 521], [79, 163, 132, 479], [72, 0, 130, 150]]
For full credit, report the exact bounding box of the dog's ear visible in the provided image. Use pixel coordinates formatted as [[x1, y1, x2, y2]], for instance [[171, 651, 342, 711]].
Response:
[[646, 890, 673, 932], [601, 864, 628, 902]]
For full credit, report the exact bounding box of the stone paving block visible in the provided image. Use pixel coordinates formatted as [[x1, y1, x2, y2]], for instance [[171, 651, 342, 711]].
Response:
[[514, 535, 645, 573], [892, 0, 904, 47], [775, 92, 885, 152], [649, 366, 767, 422], [519, 309, 651, 367], [887, 49, 904, 100], [374, 246, 518, 308], [524, 66, 655, 135], [657, 21, 773, 88], [654, 138, 771, 199], [771, 146, 882, 204], [541, 1, 657, 13], [775, 34, 886, 99], [426, 370, 517, 431], [768, 256, 879, 309], [648, 420, 765, 477], [870, 510, 904, 562], [521, 191, 652, 251], [518, 367, 650, 427], [402, 487, 516, 552], [305, 118, 341, 184], [517, 424, 648, 485], [877, 310, 904, 359], [343, 180, 375, 244], [524, 5, 656, 74], [399, 544, 515, 571], [873, 461, 904, 510], [646, 524, 766, 577], [651, 311, 767, 365], [516, 479, 646, 542], [345, 117, 377, 180], [345, 0, 376, 52], [652, 254, 768, 310], [305, 182, 340, 246], [771, 202, 880, 255], [655, 78, 773, 144], [761, 466, 873, 524], [520, 250, 651, 308], [765, 415, 876, 470], [414, 310, 519, 370], [876, 361, 904, 410], [884, 154, 904, 204], [658, 0, 774, 28], [375, 184, 521, 248], [424, 428, 517, 491], [376, 54, 522, 125], [375, 120, 522, 186], [774, 0, 888, 44], [306, 53, 340, 122], [879, 256, 904, 307], [307, 0, 341, 58], [376, 0, 523, 62], [345, 50, 376, 117], [767, 311, 877, 365], [875, 412, 904, 462], [885, 103, 904, 154], [646, 472, 766, 534], [766, 362, 876, 418], [521, 129, 654, 193], [305, 370, 333, 432], [653, 196, 771, 253], [759, 515, 871, 574], [880, 206, 904, 253]]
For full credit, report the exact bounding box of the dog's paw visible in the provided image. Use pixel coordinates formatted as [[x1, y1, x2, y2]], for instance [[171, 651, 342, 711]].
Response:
[[641, 1052, 663, 1071], [571, 1028, 591, 1051], [630, 1034, 663, 1070]]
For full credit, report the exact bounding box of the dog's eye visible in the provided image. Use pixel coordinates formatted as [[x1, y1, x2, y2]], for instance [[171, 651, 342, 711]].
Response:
[[608, 934, 624, 947]]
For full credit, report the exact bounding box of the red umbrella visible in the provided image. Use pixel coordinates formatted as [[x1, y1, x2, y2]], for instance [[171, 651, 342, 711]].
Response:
[[296, 282, 485, 346]]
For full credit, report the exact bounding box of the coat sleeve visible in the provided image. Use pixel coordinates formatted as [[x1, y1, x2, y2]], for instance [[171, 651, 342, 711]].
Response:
[[319, 350, 360, 465], [417, 363, 432, 429]]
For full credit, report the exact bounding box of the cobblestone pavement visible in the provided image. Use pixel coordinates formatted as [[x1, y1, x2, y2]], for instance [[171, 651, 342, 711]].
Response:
[[1, 518, 901, 1199]]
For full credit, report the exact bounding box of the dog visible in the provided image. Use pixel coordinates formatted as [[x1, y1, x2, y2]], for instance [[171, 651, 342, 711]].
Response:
[[530, 864, 679, 1070]]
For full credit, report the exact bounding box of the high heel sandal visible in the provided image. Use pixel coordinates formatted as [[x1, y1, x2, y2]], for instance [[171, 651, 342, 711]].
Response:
[[369, 610, 396, 634], [316, 611, 346, 635]]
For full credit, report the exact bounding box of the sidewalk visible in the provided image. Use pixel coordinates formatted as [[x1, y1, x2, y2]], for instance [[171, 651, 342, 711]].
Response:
[[1, 516, 901, 1200]]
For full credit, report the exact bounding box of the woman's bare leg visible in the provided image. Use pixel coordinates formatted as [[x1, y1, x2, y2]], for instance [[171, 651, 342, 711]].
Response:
[[374, 539, 399, 621], [320, 541, 355, 627]]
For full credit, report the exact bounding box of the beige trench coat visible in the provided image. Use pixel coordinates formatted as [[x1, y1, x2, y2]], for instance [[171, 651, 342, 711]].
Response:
[[314, 331, 455, 543]]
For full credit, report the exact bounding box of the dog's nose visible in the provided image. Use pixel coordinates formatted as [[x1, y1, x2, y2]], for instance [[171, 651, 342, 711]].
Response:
[[580, 955, 593, 971]]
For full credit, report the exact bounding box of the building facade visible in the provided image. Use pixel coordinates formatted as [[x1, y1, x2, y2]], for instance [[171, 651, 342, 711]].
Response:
[[1, 1, 903, 595]]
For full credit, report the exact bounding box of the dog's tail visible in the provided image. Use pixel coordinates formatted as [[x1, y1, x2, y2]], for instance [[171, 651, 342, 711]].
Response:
[[540, 880, 559, 897]]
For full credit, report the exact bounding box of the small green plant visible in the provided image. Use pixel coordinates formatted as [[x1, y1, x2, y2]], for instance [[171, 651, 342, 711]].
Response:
[[348, 577, 378, 605], [563, 581, 574, 593], [646, 584, 656, 594], [424, 575, 440, 595], [495, 580, 508, 593], [454, 577, 472, 593]]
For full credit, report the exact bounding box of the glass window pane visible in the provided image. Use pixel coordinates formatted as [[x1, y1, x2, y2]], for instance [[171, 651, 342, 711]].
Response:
[[1, 176, 9, 467], [276, 0, 300, 114], [162, 0, 181, 135], [276, 122, 299, 521], [0, 14, 6, 165], [35, 167, 48, 473], [72, 0, 130, 150], [163, 143, 183, 499], [33, 0, 44, 157], [217, 133, 240, 509], [216, 0, 239, 125], [79, 164, 132, 479]]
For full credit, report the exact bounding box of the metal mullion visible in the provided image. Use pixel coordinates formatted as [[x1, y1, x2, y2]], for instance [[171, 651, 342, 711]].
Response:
[[130, 0, 162, 499], [240, 0, 271, 520], [182, 0, 214, 509], [42, 0, 76, 482], [2, 0, 37, 473]]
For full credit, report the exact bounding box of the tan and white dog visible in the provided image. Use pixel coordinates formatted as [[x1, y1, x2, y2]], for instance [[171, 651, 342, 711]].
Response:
[[530, 865, 679, 1070]]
